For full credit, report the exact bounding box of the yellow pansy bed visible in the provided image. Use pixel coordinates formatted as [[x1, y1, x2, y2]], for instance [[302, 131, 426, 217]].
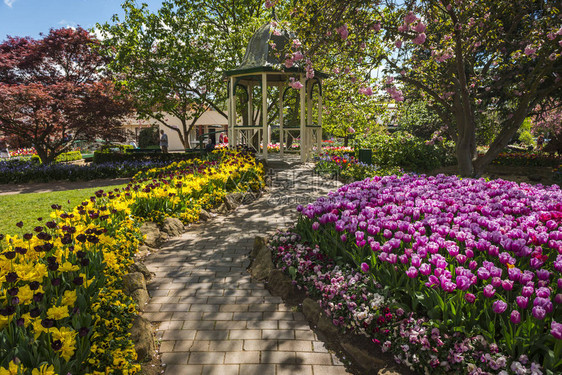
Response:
[[0, 150, 264, 374]]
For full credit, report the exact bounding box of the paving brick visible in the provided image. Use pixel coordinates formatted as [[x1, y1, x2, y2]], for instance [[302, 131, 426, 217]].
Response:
[[248, 303, 278, 312], [202, 312, 233, 321], [189, 304, 220, 312], [297, 353, 333, 365], [219, 304, 249, 312], [295, 330, 317, 340], [201, 365, 239, 375], [162, 330, 197, 341], [239, 364, 275, 375], [229, 329, 261, 340], [141, 312, 174, 321], [188, 352, 225, 365], [262, 329, 295, 340], [160, 303, 191, 312], [171, 312, 203, 321], [312, 341, 329, 353], [225, 351, 260, 364], [173, 340, 194, 351], [262, 311, 295, 321], [261, 351, 297, 364], [279, 320, 310, 330], [312, 365, 352, 374], [278, 340, 313, 352], [196, 330, 229, 340], [232, 312, 263, 321], [214, 321, 247, 330], [159, 340, 176, 353], [164, 364, 202, 375], [277, 364, 313, 375], [182, 320, 215, 330], [243, 340, 277, 351], [208, 340, 243, 352], [161, 352, 189, 365], [158, 321, 184, 330], [246, 320, 278, 330]]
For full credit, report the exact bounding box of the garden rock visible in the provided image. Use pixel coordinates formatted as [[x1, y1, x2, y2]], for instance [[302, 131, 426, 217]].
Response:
[[341, 341, 385, 371], [135, 244, 153, 259], [130, 288, 150, 311], [129, 316, 155, 361], [251, 236, 268, 259], [123, 272, 147, 295], [214, 203, 229, 215], [302, 298, 322, 325], [140, 222, 162, 248], [199, 209, 212, 221], [161, 217, 185, 237], [128, 261, 153, 281], [248, 240, 273, 281], [225, 192, 244, 210], [267, 269, 293, 299], [317, 314, 338, 337]]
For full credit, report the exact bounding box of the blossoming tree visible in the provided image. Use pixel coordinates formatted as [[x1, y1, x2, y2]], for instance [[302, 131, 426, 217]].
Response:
[[0, 28, 131, 164], [287, 0, 562, 176]]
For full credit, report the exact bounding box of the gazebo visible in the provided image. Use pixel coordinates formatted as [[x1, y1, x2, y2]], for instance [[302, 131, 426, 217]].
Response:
[[224, 19, 327, 162]]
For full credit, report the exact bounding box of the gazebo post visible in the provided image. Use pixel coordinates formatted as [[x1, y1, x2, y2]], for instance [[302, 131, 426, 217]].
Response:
[[299, 74, 306, 162], [317, 78, 323, 152], [279, 83, 284, 160], [229, 76, 235, 147], [307, 79, 313, 160], [262, 73, 268, 161], [247, 82, 253, 150]]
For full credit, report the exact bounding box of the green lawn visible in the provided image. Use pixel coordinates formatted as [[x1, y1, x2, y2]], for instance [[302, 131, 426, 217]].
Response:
[[0, 184, 128, 235]]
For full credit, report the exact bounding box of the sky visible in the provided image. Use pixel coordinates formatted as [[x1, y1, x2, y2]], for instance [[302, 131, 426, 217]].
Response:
[[0, 0, 164, 40]]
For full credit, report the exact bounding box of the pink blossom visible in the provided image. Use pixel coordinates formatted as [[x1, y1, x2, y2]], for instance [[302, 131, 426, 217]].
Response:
[[359, 86, 374, 96], [292, 39, 302, 49], [413, 22, 426, 33], [265, 0, 276, 8], [446, 4, 452, 10], [395, 40, 403, 48], [284, 58, 294, 68], [524, 45, 537, 56], [413, 33, 427, 45], [337, 24, 349, 40], [404, 11, 417, 25], [547, 32, 556, 40], [372, 22, 381, 32], [557, 27, 562, 35], [273, 29, 281, 36], [348, 126, 355, 134], [398, 24, 409, 33], [333, 68, 340, 75], [292, 51, 304, 61], [549, 53, 557, 61]]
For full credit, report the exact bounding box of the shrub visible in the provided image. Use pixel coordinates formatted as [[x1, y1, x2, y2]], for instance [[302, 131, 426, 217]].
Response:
[[138, 126, 159, 148], [92, 151, 201, 164], [314, 153, 402, 183], [354, 131, 455, 172]]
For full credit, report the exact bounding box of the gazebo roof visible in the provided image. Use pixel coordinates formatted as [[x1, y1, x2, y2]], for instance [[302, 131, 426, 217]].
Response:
[[224, 22, 327, 80]]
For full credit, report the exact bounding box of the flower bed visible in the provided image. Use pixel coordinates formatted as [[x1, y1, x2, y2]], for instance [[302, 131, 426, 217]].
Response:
[[279, 174, 561, 374], [314, 152, 402, 182], [0, 150, 264, 374], [0, 159, 175, 184]]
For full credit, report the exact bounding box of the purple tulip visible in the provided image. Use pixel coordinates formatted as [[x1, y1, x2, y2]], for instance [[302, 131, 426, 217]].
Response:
[[516, 296, 529, 309], [419, 263, 431, 276], [312, 222, 320, 231], [536, 287, 550, 298], [532, 305, 546, 320], [477, 267, 491, 280], [404, 266, 418, 278], [340, 234, 347, 242], [411, 255, 421, 268], [491, 277, 502, 288], [492, 300, 507, 314], [456, 276, 471, 291], [521, 271, 534, 285], [536, 269, 550, 281], [464, 293, 476, 303], [483, 284, 496, 298], [501, 280, 514, 291], [510, 310, 521, 324], [555, 294, 562, 304], [551, 321, 562, 340], [558, 278, 562, 289], [508, 267, 522, 282], [521, 285, 534, 298]]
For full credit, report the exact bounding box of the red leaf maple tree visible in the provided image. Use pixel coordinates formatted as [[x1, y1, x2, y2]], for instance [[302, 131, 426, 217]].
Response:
[[0, 27, 132, 164]]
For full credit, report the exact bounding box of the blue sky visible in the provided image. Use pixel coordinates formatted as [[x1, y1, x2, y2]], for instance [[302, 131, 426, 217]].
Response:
[[0, 0, 163, 39]]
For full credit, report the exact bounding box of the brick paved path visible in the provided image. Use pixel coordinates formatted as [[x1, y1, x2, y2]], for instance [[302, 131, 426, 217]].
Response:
[[142, 163, 351, 375]]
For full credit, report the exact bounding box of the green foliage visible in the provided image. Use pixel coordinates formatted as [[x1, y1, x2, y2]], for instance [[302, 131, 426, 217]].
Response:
[[92, 151, 201, 164], [30, 151, 83, 164], [96, 145, 134, 154], [397, 100, 442, 140], [315, 152, 402, 183], [355, 131, 456, 172], [138, 126, 159, 148]]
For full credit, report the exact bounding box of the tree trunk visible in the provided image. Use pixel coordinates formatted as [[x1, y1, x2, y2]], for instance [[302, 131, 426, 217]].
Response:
[[456, 136, 474, 177]]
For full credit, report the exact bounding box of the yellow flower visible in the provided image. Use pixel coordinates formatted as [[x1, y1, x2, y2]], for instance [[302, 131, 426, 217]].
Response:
[[31, 364, 55, 375], [46, 305, 70, 320], [0, 361, 24, 375], [52, 326, 77, 361], [14, 262, 47, 283], [17, 284, 34, 305], [61, 290, 77, 306], [59, 261, 79, 273]]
